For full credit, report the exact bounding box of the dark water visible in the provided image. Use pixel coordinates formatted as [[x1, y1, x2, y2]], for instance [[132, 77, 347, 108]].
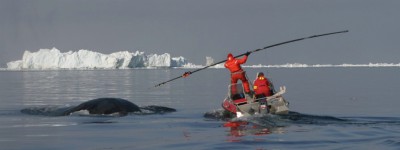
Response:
[[0, 68, 400, 149]]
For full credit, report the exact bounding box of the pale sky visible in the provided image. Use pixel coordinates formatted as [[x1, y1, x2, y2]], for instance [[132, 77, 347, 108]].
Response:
[[1, 0, 399, 67]]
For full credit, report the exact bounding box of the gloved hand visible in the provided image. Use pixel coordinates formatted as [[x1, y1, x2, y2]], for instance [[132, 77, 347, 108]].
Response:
[[245, 51, 251, 56]]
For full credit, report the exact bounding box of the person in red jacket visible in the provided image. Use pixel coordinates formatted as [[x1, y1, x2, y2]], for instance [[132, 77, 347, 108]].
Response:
[[224, 52, 251, 94], [253, 72, 273, 98]]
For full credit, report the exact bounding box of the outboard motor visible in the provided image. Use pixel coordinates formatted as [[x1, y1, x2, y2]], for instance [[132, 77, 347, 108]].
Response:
[[255, 94, 269, 114], [259, 99, 269, 114]]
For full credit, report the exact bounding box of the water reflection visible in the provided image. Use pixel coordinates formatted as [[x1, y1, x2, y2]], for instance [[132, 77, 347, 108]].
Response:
[[19, 69, 178, 107], [224, 121, 270, 137]]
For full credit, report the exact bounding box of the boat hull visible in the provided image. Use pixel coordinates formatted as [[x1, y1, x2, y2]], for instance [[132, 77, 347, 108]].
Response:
[[221, 86, 289, 117]]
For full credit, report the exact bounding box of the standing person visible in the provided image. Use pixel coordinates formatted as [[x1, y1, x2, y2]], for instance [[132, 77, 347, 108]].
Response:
[[253, 72, 273, 98], [224, 52, 251, 94]]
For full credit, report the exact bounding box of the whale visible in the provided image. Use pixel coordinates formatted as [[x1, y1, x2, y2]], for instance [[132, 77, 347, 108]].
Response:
[[62, 98, 141, 116], [21, 98, 176, 116]]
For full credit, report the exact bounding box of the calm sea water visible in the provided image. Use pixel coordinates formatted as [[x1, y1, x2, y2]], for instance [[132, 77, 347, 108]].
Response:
[[0, 68, 400, 150]]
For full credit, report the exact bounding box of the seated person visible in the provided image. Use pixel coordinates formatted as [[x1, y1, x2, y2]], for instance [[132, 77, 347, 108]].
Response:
[[253, 72, 273, 98]]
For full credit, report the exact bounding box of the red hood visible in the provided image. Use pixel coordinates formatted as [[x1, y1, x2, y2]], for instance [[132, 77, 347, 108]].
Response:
[[227, 53, 234, 60]]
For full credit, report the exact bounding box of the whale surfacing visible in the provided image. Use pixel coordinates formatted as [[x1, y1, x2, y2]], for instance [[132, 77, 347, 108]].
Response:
[[63, 98, 141, 116], [21, 98, 176, 116]]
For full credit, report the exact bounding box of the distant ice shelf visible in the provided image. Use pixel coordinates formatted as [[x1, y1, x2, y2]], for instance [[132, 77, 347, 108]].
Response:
[[244, 63, 400, 68], [5, 48, 400, 70]]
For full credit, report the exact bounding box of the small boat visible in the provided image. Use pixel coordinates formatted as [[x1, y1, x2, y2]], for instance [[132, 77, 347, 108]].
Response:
[[221, 82, 289, 118]]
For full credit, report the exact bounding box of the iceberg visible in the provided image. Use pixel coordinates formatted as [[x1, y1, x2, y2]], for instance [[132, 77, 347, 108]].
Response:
[[6, 60, 23, 69], [204, 56, 224, 68], [7, 48, 191, 70], [206, 56, 214, 66], [146, 53, 171, 67]]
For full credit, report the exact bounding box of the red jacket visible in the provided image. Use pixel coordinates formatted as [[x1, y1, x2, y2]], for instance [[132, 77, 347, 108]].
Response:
[[224, 55, 248, 73], [253, 76, 272, 97]]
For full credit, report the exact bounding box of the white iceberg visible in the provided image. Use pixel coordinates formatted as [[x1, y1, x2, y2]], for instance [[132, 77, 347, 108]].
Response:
[[204, 56, 224, 68], [206, 56, 214, 66], [7, 48, 191, 70], [146, 53, 171, 67]]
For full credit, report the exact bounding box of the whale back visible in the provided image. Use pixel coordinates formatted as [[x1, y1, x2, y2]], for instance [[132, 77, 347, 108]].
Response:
[[64, 98, 141, 116]]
